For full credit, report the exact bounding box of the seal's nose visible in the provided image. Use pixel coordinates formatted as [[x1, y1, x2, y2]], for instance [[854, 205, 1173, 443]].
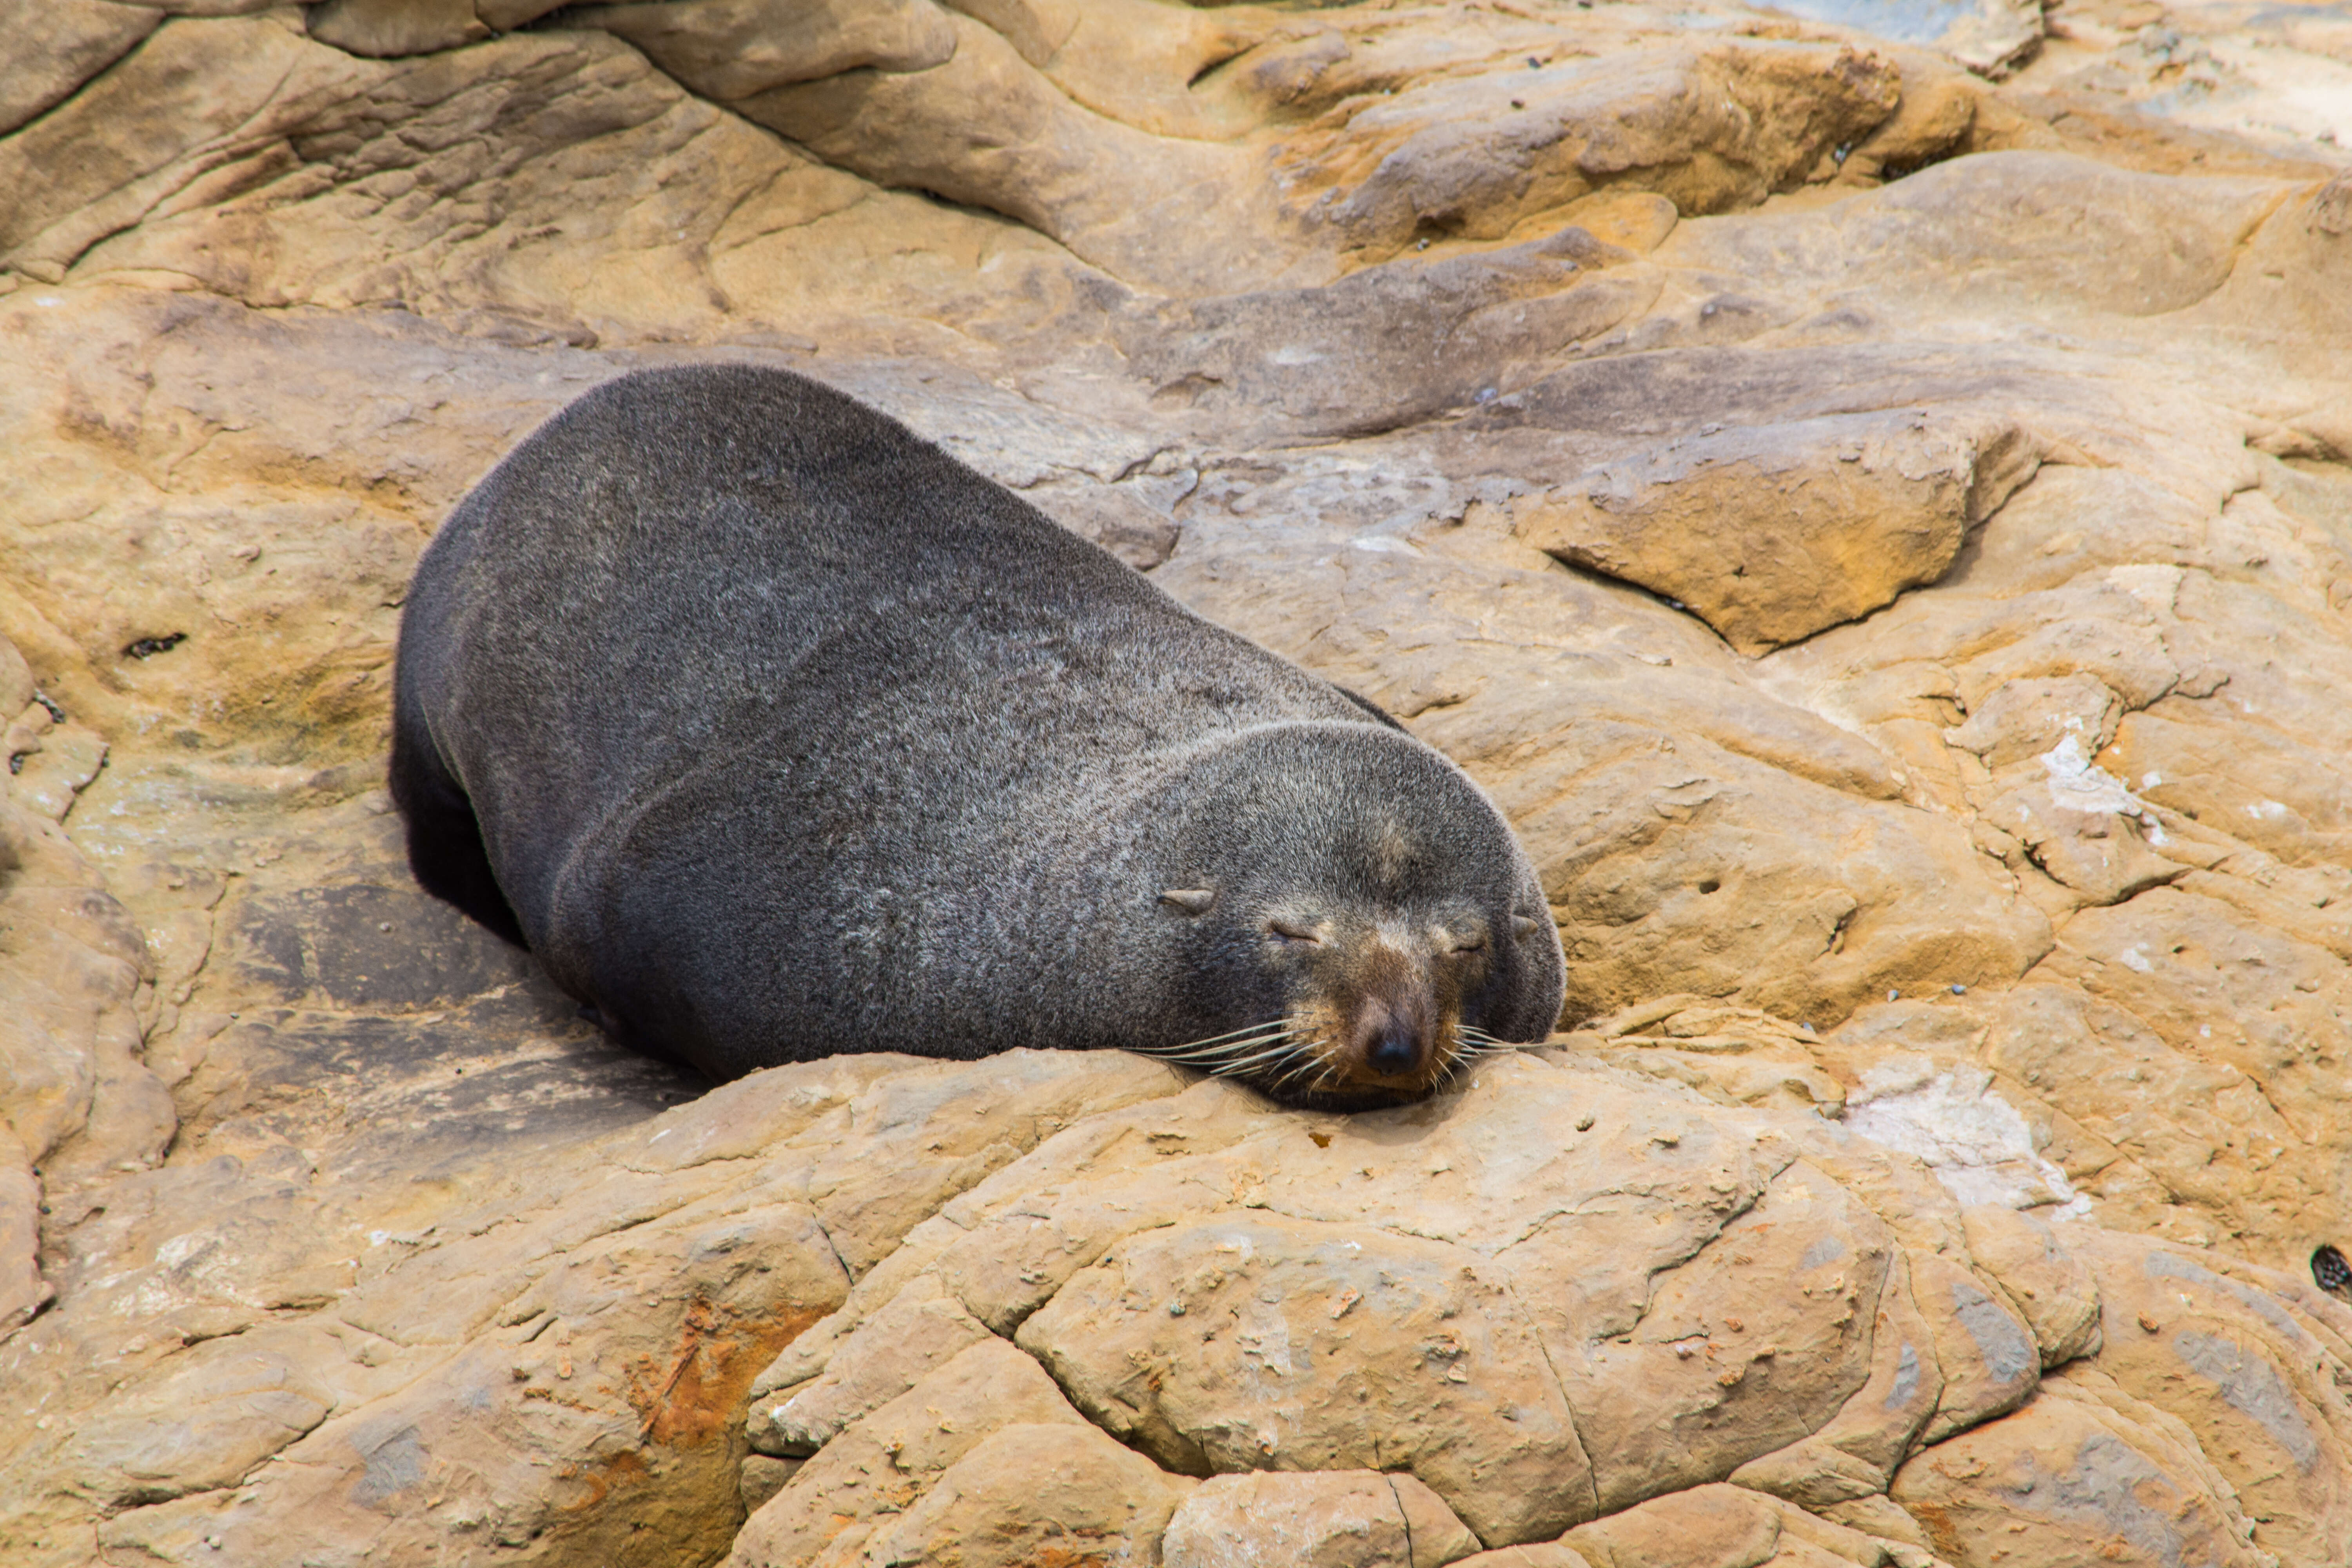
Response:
[[1365, 1023, 1422, 1076], [1351, 987, 1432, 1080]]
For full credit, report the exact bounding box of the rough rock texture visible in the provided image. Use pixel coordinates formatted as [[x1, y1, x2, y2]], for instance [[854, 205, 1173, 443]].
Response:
[[5, 1, 2352, 1566]]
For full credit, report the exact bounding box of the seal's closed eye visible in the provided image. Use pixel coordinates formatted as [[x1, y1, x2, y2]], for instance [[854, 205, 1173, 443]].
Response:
[[1160, 888, 1216, 915]]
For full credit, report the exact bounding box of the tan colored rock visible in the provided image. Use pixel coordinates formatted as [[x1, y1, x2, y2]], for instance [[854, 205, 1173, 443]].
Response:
[[1564, 1158, 1891, 1514], [737, 1453, 799, 1514], [1516, 408, 2040, 653], [1892, 1371, 2270, 1568], [1287, 43, 1902, 262], [745, 1272, 992, 1455], [1016, 1209, 1590, 1546], [731, 1336, 1094, 1568], [1944, 673, 2120, 770], [0, 15, 370, 278], [584, 0, 959, 100], [1117, 226, 1656, 436], [0, 633, 175, 1337], [857, 1421, 1196, 1568], [1158, 533, 2056, 1030], [1161, 1470, 1482, 1568], [2059, 1229, 2352, 1565], [1957, 1204, 2101, 1368], [1454, 1548, 1598, 1568], [1562, 1483, 1784, 1568], [66, 1326, 336, 1505], [1974, 745, 2183, 909], [741, 14, 1274, 296], [2031, 888, 2352, 1256], [1656, 151, 2291, 323], [305, 0, 487, 57], [1908, 1252, 2038, 1443], [1727, 1247, 1942, 1506], [0, 0, 162, 136]]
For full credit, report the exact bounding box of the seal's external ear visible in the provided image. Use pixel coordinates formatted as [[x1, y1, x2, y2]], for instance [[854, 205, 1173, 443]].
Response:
[[1512, 914, 1541, 942], [1160, 888, 1216, 915]]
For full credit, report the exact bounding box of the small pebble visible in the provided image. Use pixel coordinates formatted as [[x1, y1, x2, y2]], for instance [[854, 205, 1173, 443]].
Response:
[[1950, 983, 1967, 995], [1887, 989, 1900, 1002]]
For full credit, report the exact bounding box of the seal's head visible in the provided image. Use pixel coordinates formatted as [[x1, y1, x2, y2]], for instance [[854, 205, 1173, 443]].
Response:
[[1133, 721, 1564, 1109]]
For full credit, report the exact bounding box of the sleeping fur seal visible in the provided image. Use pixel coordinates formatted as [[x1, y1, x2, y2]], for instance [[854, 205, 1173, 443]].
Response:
[[390, 365, 1564, 1109]]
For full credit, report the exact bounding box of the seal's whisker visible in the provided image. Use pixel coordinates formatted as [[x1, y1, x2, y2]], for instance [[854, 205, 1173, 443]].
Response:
[[1172, 1042, 1312, 1084], [1149, 1031, 1294, 1063], [1269, 1049, 1336, 1093], [1142, 1021, 1296, 1062], [1217, 1040, 1315, 1077], [1149, 1019, 1295, 1053], [1179, 1029, 1298, 1063], [1187, 1018, 1301, 1047]]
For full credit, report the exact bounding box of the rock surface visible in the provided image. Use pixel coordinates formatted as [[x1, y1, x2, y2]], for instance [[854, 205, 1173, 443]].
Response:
[[5, 1, 2352, 1566]]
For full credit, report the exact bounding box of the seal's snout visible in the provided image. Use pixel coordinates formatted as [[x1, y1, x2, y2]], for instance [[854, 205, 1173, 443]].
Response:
[[1346, 975, 1438, 1082], [1365, 1022, 1422, 1076]]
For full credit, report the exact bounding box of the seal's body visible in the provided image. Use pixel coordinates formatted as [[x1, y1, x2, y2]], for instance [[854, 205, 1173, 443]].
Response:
[[391, 366, 1563, 1107]]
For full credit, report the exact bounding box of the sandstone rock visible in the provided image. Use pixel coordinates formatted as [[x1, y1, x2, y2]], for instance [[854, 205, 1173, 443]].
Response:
[[583, 0, 960, 100], [1656, 151, 2291, 323], [2060, 1229, 2352, 1565], [731, 1336, 1096, 1568], [740, 14, 1274, 296], [1514, 408, 2040, 653], [1771, 0, 2046, 80], [738, 1053, 2159, 1554], [1290, 43, 1903, 261], [745, 1272, 992, 1455], [1160, 1470, 1483, 1568], [0, 0, 162, 137], [1455, 1548, 1598, 1568], [66, 1327, 336, 1505], [305, 0, 488, 57], [1891, 1370, 2270, 1568], [0, 15, 370, 279], [1562, 1483, 1785, 1568], [1907, 1252, 2038, 1443], [858, 1422, 1196, 1568], [1726, 1246, 1942, 1506], [1117, 226, 1656, 437], [1017, 1208, 1592, 1545], [1955, 1203, 2101, 1367]]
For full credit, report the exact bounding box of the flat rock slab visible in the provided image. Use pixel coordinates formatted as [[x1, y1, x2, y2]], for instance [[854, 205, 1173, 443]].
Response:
[[1515, 408, 2041, 653]]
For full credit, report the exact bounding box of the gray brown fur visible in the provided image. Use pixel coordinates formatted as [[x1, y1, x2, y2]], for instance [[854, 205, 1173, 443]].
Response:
[[390, 365, 1564, 1105]]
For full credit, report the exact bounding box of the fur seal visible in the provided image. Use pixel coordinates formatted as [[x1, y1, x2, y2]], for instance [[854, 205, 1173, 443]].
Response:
[[390, 365, 1564, 1108]]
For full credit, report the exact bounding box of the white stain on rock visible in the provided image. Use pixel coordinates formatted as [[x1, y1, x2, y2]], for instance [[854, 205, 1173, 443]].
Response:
[[1844, 1057, 2092, 1218], [2040, 733, 2169, 844]]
